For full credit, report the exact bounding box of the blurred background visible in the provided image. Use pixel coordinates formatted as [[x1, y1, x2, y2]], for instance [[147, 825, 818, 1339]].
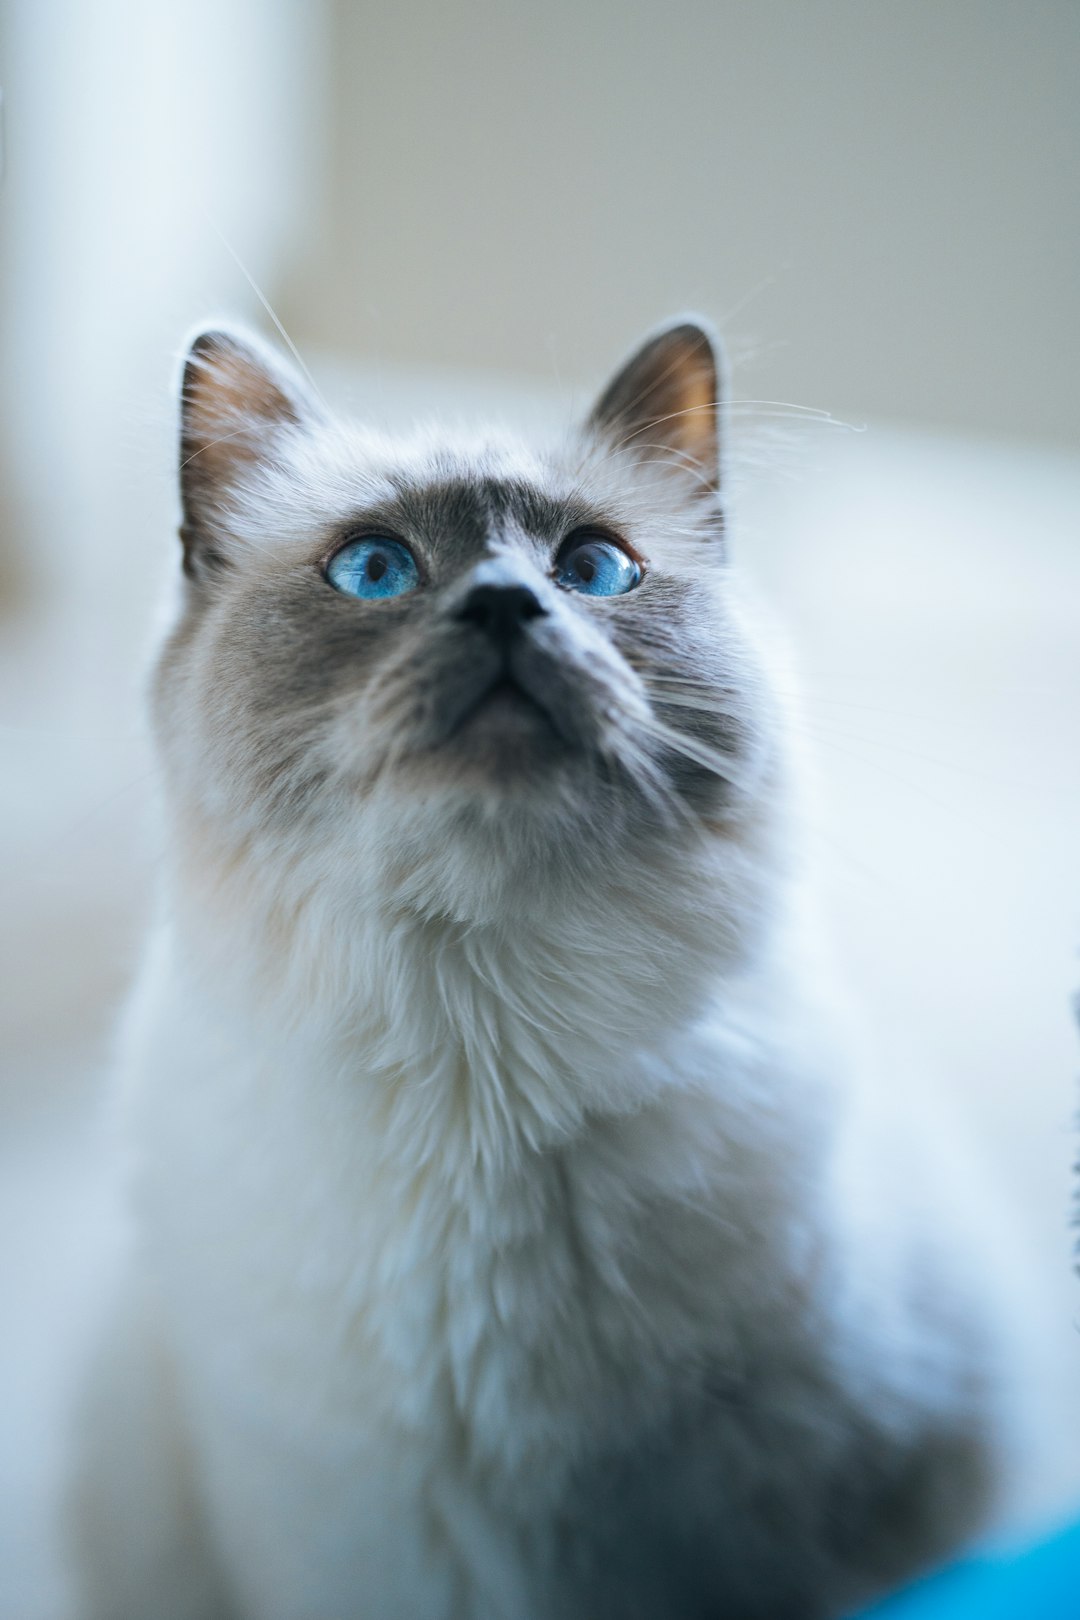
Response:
[[1, 4, 1078, 1617]]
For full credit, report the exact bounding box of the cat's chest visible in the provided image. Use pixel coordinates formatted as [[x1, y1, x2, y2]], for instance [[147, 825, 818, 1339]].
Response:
[[129, 949, 798, 1495], [138, 1047, 749, 1497]]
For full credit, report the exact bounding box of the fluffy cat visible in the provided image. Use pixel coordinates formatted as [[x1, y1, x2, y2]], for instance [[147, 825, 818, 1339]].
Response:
[[69, 320, 1017, 1620]]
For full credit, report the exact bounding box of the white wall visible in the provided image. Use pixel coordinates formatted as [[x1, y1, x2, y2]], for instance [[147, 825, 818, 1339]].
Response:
[[290, 0, 1080, 449], [0, 10, 326, 1605], [0, 0, 326, 618]]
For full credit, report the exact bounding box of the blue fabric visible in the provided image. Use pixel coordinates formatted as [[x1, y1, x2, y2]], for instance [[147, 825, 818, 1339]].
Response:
[[857, 1520, 1080, 1618]]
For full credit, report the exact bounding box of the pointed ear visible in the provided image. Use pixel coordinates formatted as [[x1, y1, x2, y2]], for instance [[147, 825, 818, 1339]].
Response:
[[178, 328, 321, 582], [588, 319, 726, 502]]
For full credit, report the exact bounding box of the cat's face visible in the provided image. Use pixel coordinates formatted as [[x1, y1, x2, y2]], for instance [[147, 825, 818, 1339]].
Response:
[[155, 322, 779, 928]]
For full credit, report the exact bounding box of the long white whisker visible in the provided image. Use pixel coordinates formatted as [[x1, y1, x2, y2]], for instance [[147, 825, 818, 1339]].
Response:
[[729, 399, 866, 432], [649, 689, 720, 714], [636, 713, 747, 790], [719, 275, 779, 328], [180, 425, 259, 470], [595, 437, 716, 495], [601, 721, 698, 834], [204, 213, 328, 411]]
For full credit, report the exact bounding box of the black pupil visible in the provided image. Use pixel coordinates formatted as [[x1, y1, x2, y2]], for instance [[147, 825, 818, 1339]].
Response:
[[575, 547, 597, 583], [366, 550, 388, 582]]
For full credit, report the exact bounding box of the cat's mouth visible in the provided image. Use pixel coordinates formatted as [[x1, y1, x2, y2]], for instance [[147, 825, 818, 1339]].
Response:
[[382, 634, 611, 783], [452, 671, 561, 739]]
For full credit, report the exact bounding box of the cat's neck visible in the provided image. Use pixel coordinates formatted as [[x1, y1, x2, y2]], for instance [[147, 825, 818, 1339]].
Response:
[[160, 812, 787, 1171]]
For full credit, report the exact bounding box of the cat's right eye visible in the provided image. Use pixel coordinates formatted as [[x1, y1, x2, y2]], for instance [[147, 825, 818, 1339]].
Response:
[[554, 532, 642, 597], [325, 537, 420, 601]]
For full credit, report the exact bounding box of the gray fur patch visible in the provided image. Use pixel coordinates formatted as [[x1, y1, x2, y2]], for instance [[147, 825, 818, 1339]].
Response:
[[157, 324, 778, 912]]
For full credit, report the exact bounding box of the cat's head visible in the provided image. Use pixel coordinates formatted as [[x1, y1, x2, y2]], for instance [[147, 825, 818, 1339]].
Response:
[[155, 321, 783, 948]]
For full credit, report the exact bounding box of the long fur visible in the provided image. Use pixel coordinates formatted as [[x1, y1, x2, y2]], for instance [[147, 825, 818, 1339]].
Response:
[[67, 322, 1018, 1620]]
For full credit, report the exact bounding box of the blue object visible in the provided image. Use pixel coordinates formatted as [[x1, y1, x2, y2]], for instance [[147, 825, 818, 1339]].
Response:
[[856, 1519, 1080, 1619], [327, 537, 420, 600], [556, 535, 641, 596]]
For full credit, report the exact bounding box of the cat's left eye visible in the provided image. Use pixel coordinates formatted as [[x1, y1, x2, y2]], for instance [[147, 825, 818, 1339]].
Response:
[[325, 537, 420, 601], [555, 533, 642, 597]]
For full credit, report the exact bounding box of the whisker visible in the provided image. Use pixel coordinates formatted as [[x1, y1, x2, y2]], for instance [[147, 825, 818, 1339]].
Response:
[[640, 673, 721, 692], [787, 728, 1013, 852], [600, 335, 721, 443], [648, 690, 722, 716], [600, 717, 700, 834], [728, 400, 866, 432], [787, 715, 1005, 786], [719, 275, 779, 328], [204, 213, 329, 412], [605, 402, 717, 460], [635, 713, 748, 791], [642, 679, 1011, 789], [181, 425, 260, 470], [604, 399, 864, 462], [586, 436, 717, 496]]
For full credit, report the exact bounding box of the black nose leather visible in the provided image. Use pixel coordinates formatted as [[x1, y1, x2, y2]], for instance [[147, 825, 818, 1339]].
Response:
[[457, 580, 548, 643]]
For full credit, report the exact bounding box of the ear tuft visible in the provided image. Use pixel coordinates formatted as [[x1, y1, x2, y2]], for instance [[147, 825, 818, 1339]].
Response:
[[178, 328, 319, 582], [588, 319, 726, 500]]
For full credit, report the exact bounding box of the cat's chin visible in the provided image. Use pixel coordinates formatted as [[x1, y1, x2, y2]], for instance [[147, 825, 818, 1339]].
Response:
[[419, 723, 573, 799], [399, 675, 583, 794], [459, 676, 559, 735]]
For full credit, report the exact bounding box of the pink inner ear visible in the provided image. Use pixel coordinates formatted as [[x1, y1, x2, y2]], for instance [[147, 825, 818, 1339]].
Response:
[[197, 347, 299, 431], [179, 331, 315, 538], [661, 357, 717, 465], [178, 333, 316, 583], [589, 322, 722, 492], [184, 334, 298, 450]]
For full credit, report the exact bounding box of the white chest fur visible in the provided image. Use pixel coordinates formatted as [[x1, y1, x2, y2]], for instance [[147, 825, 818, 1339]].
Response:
[[117, 920, 851, 1618], [83, 880, 1012, 1620]]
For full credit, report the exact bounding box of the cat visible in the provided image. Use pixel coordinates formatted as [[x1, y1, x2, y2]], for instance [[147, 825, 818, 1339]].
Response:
[[67, 318, 1018, 1620]]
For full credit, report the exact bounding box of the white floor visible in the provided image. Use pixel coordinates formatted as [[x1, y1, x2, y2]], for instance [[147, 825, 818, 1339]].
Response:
[[2, 374, 1079, 1618]]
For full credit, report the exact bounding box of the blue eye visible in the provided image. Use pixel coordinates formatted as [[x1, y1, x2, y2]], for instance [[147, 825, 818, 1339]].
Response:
[[555, 535, 641, 597], [325, 537, 420, 600]]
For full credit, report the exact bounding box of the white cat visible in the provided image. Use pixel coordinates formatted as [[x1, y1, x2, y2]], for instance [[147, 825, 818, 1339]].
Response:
[[69, 320, 1020, 1619]]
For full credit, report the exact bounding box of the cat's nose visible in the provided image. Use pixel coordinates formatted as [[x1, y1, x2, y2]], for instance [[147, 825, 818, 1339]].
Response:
[[456, 564, 549, 644]]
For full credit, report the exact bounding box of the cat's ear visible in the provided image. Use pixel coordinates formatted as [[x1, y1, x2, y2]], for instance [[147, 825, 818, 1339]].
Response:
[[587, 318, 726, 503], [178, 328, 322, 582]]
